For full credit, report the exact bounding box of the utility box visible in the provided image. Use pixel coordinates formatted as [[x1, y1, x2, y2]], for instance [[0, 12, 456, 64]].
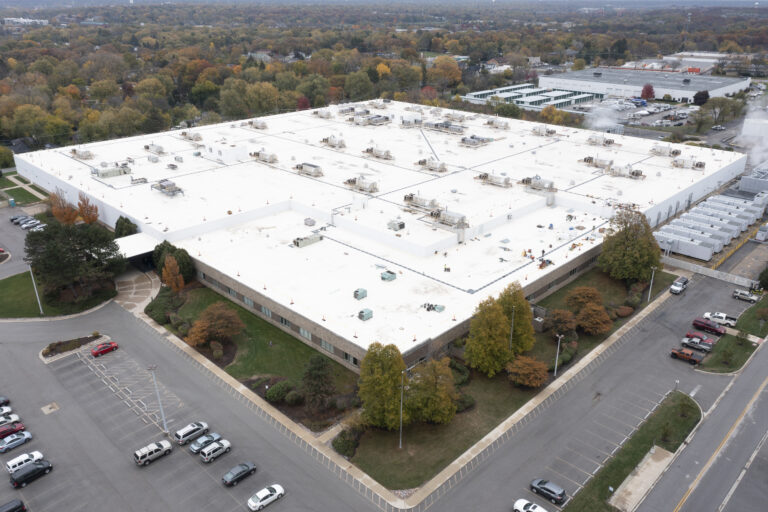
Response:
[[354, 288, 367, 300], [533, 316, 546, 333], [358, 309, 373, 321], [381, 270, 397, 281], [387, 220, 405, 231]]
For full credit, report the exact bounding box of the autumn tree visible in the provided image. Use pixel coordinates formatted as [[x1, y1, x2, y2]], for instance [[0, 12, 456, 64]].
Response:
[[78, 192, 99, 224], [544, 309, 577, 336], [497, 282, 536, 355], [598, 208, 661, 283], [49, 190, 78, 225], [357, 343, 408, 430], [162, 254, 185, 294], [301, 354, 335, 413], [506, 356, 548, 388], [571, 58, 586, 71], [565, 287, 603, 312], [408, 357, 459, 424], [641, 84, 655, 100], [465, 297, 512, 377], [693, 90, 709, 106], [576, 302, 613, 335], [186, 302, 244, 347], [427, 56, 461, 90]]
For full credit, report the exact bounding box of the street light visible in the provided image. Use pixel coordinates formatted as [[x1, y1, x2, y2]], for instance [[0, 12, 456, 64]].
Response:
[[554, 333, 564, 378], [147, 365, 169, 434], [648, 266, 658, 303]]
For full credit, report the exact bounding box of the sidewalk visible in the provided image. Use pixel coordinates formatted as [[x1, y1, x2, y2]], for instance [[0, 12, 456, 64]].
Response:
[[116, 270, 678, 512]]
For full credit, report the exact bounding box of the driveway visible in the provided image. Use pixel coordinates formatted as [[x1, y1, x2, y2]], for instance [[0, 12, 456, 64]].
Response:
[[0, 206, 33, 280]]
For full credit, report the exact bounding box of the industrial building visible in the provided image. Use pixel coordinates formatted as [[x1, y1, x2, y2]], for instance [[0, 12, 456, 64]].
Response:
[[14, 101, 746, 371], [539, 68, 751, 103], [462, 83, 596, 109]]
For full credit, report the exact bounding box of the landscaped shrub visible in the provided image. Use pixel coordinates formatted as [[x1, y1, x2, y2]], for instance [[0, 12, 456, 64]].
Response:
[[624, 293, 642, 308], [506, 356, 548, 388], [332, 426, 364, 458], [333, 394, 360, 410], [455, 393, 476, 413], [450, 358, 470, 386], [543, 309, 577, 336], [565, 286, 603, 312], [577, 303, 613, 335], [210, 341, 223, 361], [144, 287, 182, 324], [615, 305, 634, 318], [285, 390, 304, 406], [265, 380, 294, 403], [169, 313, 184, 329], [178, 322, 190, 336], [628, 281, 648, 296], [607, 308, 618, 321]]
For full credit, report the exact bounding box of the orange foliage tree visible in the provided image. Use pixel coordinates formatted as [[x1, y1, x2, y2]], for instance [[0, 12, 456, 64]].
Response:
[[576, 303, 613, 335], [186, 302, 244, 347], [50, 190, 78, 225], [161, 254, 185, 294], [506, 356, 549, 388], [78, 192, 99, 224]]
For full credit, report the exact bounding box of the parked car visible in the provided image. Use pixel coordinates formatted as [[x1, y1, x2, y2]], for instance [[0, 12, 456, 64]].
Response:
[[0, 415, 20, 428], [5, 451, 43, 474], [712, 125, 726, 131], [0, 423, 25, 439], [189, 432, 222, 454], [669, 277, 689, 294], [29, 225, 46, 232], [692, 317, 726, 335], [20, 221, 40, 230], [174, 421, 208, 445], [513, 498, 549, 512], [247, 484, 285, 511], [11, 216, 30, 225], [91, 341, 118, 357], [9, 459, 52, 488], [222, 462, 256, 486], [0, 433, 32, 454], [0, 408, 10, 416], [133, 440, 172, 466], [530, 478, 566, 504], [685, 331, 715, 346], [703, 312, 737, 327], [200, 439, 230, 463], [0, 397, 8, 407], [733, 289, 760, 303], [670, 347, 704, 365], [0, 498, 26, 512], [681, 337, 713, 353], [8, 215, 25, 223]]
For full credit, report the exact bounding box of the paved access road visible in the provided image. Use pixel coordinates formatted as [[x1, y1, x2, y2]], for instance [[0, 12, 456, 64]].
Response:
[[0, 303, 377, 512], [0, 206, 33, 280]]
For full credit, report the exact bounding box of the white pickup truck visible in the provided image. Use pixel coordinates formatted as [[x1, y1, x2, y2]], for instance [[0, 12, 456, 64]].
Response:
[[703, 311, 737, 327]]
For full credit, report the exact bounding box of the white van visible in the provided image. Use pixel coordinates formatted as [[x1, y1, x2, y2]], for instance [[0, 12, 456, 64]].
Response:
[[4, 451, 43, 473]]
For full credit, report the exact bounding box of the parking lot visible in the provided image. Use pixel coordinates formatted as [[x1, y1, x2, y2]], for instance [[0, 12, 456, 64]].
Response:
[[0, 305, 375, 512]]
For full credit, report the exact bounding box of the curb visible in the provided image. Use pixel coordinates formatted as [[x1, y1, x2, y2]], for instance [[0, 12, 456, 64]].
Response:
[[0, 251, 10, 265], [0, 298, 114, 323], [38, 335, 111, 365]]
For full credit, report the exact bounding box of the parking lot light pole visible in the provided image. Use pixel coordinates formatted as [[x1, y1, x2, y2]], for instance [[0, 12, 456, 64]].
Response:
[[148, 365, 168, 434], [554, 334, 564, 378], [28, 265, 44, 316], [648, 266, 658, 303]]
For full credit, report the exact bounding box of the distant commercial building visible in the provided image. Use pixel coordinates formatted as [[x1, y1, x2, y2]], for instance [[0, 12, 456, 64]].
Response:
[[539, 68, 750, 103], [2, 18, 49, 26], [462, 84, 595, 109]]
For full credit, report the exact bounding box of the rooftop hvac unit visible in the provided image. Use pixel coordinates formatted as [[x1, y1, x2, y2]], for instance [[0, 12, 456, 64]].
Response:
[[71, 149, 94, 160], [460, 134, 494, 147], [650, 144, 681, 157], [476, 173, 512, 188], [587, 134, 614, 146], [148, 155, 159, 163], [144, 143, 164, 154], [486, 118, 510, 129], [338, 105, 355, 115], [175, 156, 183, 162], [295, 162, 323, 177], [358, 308, 373, 321], [609, 164, 645, 179], [363, 147, 393, 160], [167, 163, 178, 170], [380, 271, 397, 281], [532, 125, 556, 136], [321, 135, 345, 148], [422, 303, 445, 313], [416, 158, 446, 172], [95, 165, 131, 178], [424, 120, 466, 134], [344, 176, 379, 193], [293, 234, 323, 248], [251, 150, 277, 163], [354, 288, 367, 300], [249, 120, 267, 130], [672, 158, 705, 169], [304, 218, 316, 227], [314, 109, 332, 119], [130, 176, 147, 184], [400, 117, 422, 128], [430, 209, 469, 228], [583, 156, 613, 169], [387, 220, 405, 231], [403, 193, 439, 209], [522, 175, 555, 191], [181, 131, 202, 142], [151, 179, 183, 196]]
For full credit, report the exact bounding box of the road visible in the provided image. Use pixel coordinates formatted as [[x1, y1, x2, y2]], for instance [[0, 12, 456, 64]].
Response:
[[0, 303, 377, 512]]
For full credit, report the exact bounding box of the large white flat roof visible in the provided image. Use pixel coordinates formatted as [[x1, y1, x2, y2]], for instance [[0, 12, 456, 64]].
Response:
[[17, 101, 744, 354]]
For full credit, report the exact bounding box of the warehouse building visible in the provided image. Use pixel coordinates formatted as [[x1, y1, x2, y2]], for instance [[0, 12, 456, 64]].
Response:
[[539, 68, 751, 103], [14, 101, 746, 371]]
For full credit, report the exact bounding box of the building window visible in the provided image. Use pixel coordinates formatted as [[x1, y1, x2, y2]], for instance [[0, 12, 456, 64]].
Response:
[[299, 327, 311, 340], [321, 339, 334, 354], [280, 317, 290, 327], [243, 297, 253, 307], [228, 288, 237, 297], [261, 306, 271, 318], [198, 271, 206, 280]]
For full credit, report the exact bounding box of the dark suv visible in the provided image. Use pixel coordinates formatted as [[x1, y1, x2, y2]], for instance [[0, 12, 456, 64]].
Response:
[[530, 478, 566, 504], [10, 460, 52, 488], [692, 317, 726, 335]]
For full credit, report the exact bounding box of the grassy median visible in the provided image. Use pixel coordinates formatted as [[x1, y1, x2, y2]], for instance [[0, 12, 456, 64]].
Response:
[[0, 271, 116, 317], [565, 391, 700, 512], [700, 334, 757, 373]]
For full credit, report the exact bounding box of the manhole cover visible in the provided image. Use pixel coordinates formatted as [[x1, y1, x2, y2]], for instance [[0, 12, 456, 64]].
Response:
[[41, 402, 60, 415]]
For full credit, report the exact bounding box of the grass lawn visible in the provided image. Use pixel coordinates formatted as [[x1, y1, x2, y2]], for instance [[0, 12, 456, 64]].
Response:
[[30, 184, 48, 196], [175, 287, 357, 393], [565, 391, 700, 512], [15, 175, 30, 184], [4, 186, 41, 205], [352, 372, 537, 489], [735, 295, 768, 338], [700, 334, 757, 373], [0, 272, 116, 317], [0, 176, 16, 189]]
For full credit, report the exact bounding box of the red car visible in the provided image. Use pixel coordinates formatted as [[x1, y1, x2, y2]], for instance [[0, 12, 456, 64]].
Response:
[[0, 422, 25, 438], [91, 341, 118, 357], [685, 331, 716, 346]]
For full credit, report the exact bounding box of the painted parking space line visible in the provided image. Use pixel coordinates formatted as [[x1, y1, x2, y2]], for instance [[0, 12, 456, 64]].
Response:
[[617, 396, 656, 416], [596, 414, 635, 436], [575, 428, 621, 451], [599, 410, 640, 431], [591, 420, 630, 444], [567, 437, 613, 459], [559, 448, 601, 474], [546, 464, 590, 489], [607, 403, 647, 423], [553, 457, 592, 482]]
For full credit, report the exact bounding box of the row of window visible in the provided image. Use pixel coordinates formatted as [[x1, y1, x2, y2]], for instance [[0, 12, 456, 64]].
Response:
[[198, 271, 359, 366]]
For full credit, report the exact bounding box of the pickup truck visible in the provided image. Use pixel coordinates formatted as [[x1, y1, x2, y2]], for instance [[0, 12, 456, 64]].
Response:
[[681, 337, 712, 352], [670, 347, 704, 365], [669, 277, 689, 295], [692, 317, 727, 336], [703, 312, 737, 327]]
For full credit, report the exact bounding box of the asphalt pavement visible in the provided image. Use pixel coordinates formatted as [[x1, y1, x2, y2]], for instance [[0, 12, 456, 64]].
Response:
[[0, 205, 33, 280]]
